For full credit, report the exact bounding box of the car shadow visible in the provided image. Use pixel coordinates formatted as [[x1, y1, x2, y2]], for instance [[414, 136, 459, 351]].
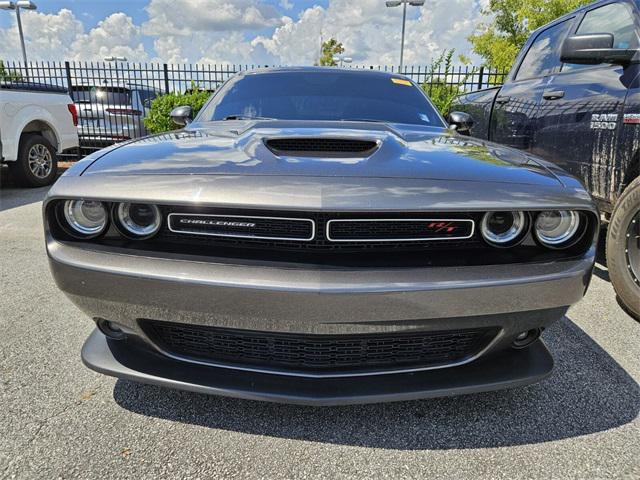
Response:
[[0, 167, 51, 212], [593, 229, 610, 282], [113, 317, 640, 450]]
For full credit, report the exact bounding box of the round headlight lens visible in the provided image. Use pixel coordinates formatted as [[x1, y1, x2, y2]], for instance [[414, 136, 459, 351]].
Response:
[[481, 211, 527, 246], [534, 210, 581, 247], [63, 200, 107, 237], [116, 203, 161, 238]]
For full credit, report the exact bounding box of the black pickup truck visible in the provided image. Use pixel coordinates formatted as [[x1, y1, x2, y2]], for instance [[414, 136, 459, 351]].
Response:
[[452, 0, 640, 319]]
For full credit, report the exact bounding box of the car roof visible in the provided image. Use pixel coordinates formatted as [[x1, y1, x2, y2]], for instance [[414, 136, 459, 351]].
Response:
[[235, 66, 414, 82], [71, 83, 159, 92], [0, 81, 68, 94]]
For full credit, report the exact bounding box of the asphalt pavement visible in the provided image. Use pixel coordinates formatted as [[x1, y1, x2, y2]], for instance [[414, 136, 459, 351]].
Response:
[[1, 181, 639, 479]]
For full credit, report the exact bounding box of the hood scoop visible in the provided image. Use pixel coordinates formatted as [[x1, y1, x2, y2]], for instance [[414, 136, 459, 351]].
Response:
[[264, 137, 379, 158]]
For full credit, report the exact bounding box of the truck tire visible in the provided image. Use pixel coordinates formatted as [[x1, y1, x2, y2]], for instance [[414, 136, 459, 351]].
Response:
[[11, 134, 58, 187], [607, 176, 640, 321]]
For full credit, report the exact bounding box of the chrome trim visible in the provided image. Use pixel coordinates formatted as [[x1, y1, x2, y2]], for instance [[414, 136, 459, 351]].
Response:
[[167, 213, 316, 241], [136, 326, 504, 379], [533, 210, 581, 247], [326, 218, 476, 242], [480, 211, 529, 247]]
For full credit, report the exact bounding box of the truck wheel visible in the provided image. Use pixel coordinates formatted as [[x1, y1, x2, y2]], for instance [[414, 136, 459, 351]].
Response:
[[11, 134, 58, 187], [607, 176, 640, 321]]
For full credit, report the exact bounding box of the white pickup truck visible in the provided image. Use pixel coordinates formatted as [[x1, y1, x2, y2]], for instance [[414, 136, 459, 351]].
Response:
[[0, 83, 79, 187]]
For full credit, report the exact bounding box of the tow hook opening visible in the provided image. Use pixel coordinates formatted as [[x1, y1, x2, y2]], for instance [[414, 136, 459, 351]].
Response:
[[512, 328, 542, 349], [95, 318, 126, 340]]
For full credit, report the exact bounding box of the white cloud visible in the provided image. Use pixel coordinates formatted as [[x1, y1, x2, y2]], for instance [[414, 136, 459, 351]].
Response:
[[0, 8, 82, 60], [0, 1, 485, 66], [71, 13, 147, 61], [253, 7, 325, 65], [142, 0, 284, 64], [399, 0, 484, 65], [142, 0, 282, 36], [198, 31, 278, 65], [152, 36, 187, 64], [255, 0, 483, 66], [0, 9, 147, 62]]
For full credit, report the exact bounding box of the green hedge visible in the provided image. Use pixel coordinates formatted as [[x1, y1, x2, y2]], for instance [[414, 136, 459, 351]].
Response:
[[144, 90, 212, 134]]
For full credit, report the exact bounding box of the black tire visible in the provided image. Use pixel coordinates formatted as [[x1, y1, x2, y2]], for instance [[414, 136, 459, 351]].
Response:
[[10, 134, 58, 187], [606, 176, 640, 321]]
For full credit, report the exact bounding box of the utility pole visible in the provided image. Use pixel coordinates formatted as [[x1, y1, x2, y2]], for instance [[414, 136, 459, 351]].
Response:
[[0, 1, 38, 77], [385, 0, 424, 73]]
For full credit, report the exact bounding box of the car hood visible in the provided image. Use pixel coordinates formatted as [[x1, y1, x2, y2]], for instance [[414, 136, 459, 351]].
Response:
[[80, 120, 562, 187]]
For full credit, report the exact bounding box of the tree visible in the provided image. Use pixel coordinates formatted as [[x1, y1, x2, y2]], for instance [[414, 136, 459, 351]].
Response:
[[0, 60, 23, 82], [469, 0, 591, 71], [319, 38, 345, 66], [422, 50, 475, 115]]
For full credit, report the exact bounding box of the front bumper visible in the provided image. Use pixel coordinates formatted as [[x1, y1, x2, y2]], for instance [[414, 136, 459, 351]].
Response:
[[83, 329, 554, 406], [48, 237, 594, 402]]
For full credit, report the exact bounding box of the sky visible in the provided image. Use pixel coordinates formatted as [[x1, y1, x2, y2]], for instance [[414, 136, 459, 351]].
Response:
[[0, 0, 489, 66]]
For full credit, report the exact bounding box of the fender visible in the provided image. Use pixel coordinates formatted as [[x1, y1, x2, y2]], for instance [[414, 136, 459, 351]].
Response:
[[3, 105, 62, 161]]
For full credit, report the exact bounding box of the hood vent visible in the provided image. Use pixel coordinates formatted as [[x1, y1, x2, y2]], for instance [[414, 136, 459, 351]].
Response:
[[265, 138, 379, 157]]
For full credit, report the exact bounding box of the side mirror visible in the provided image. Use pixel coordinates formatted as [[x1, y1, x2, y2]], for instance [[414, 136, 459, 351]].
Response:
[[560, 34, 638, 66], [447, 111, 474, 134], [170, 105, 193, 126]]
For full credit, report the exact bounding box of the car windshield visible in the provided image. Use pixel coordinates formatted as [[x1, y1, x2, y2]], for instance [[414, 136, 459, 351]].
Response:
[[198, 71, 444, 126]]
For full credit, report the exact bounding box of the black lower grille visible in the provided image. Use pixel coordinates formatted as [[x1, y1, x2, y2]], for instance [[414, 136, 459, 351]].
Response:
[[141, 321, 496, 374]]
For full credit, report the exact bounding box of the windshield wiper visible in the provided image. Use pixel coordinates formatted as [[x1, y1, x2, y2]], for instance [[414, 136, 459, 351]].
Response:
[[339, 118, 387, 123], [223, 115, 274, 121]]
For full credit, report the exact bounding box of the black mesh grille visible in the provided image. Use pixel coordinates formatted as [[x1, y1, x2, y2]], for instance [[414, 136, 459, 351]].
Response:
[[141, 320, 496, 374], [328, 219, 474, 241], [158, 208, 481, 252], [265, 138, 378, 157], [168, 214, 313, 240]]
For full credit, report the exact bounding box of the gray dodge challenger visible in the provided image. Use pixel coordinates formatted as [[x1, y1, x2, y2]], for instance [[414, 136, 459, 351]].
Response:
[[44, 67, 598, 405]]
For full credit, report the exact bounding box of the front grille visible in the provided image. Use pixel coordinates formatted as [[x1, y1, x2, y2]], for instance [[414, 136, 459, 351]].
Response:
[[168, 213, 314, 241], [80, 205, 591, 267], [141, 320, 496, 374], [141, 208, 528, 267], [265, 138, 378, 157], [157, 208, 481, 253], [327, 219, 474, 241]]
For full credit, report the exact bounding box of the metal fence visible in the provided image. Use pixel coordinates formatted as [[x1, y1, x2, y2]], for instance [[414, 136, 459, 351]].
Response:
[[1, 61, 508, 159]]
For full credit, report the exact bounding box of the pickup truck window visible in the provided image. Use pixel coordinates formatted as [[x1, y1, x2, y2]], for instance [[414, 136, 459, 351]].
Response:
[[562, 2, 638, 71], [515, 20, 572, 81], [577, 3, 637, 49]]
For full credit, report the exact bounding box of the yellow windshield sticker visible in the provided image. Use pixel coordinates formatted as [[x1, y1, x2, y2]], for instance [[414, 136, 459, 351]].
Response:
[[391, 78, 412, 86]]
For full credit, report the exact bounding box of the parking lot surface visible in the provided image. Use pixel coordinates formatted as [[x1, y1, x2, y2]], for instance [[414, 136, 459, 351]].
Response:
[[1, 183, 639, 479]]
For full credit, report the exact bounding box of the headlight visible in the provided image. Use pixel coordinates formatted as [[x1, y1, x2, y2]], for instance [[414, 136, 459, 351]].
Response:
[[481, 211, 528, 247], [115, 203, 162, 238], [534, 210, 581, 248], [63, 200, 108, 237]]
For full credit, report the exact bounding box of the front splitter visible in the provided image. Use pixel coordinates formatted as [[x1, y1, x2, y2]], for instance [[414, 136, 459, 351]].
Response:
[[82, 329, 554, 406]]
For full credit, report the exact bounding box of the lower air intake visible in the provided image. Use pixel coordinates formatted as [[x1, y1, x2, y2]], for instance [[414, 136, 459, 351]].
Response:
[[141, 321, 497, 374]]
